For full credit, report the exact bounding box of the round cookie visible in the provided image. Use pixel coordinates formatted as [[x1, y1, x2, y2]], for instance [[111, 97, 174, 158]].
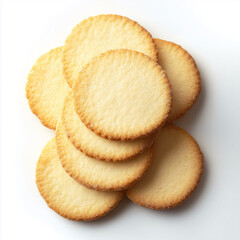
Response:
[[73, 49, 172, 140], [36, 139, 123, 221], [62, 93, 156, 161], [62, 14, 158, 88], [154, 39, 201, 122], [55, 120, 154, 191], [26, 47, 70, 129], [126, 124, 203, 209]]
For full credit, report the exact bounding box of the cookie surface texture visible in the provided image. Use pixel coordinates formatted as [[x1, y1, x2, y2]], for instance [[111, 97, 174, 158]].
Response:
[[55, 121, 154, 191], [26, 47, 70, 129], [154, 39, 201, 121], [36, 139, 123, 221], [73, 49, 172, 140], [62, 14, 158, 87], [62, 93, 155, 161], [126, 124, 203, 209]]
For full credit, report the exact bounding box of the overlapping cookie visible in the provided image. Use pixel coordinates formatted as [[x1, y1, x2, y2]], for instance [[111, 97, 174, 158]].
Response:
[[73, 49, 172, 140], [26, 47, 70, 129], [63, 14, 158, 88], [62, 93, 156, 161], [36, 139, 123, 221], [154, 39, 201, 121], [126, 124, 203, 209], [55, 120, 154, 191]]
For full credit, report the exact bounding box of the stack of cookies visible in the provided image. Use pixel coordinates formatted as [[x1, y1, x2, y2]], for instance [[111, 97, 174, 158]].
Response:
[[26, 15, 203, 221]]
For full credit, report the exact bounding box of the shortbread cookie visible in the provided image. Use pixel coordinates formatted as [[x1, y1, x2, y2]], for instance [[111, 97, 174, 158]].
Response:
[[62, 93, 155, 161], [26, 47, 70, 129], [62, 14, 158, 87], [73, 49, 172, 140], [154, 39, 201, 122], [36, 139, 123, 221], [126, 124, 203, 209], [55, 120, 154, 191]]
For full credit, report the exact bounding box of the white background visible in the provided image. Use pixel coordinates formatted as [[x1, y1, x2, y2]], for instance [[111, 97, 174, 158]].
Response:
[[1, 0, 240, 239]]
